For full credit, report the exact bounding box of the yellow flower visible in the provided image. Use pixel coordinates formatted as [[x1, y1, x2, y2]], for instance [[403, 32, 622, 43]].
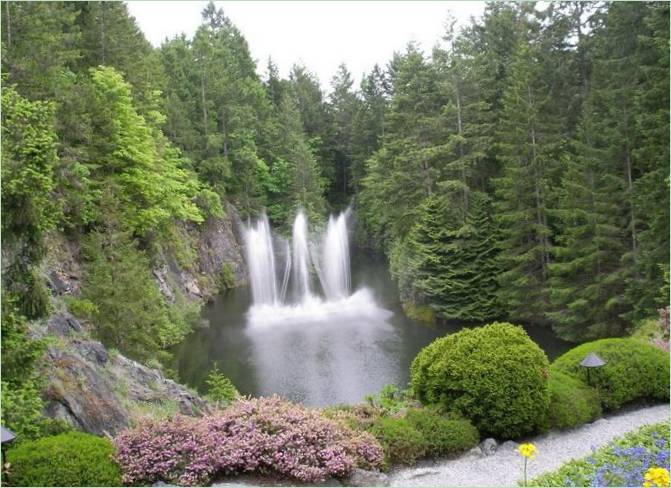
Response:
[[519, 443, 537, 459], [644, 467, 670, 487]]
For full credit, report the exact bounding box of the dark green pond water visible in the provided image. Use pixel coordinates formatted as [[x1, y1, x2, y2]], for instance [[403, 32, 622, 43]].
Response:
[[174, 251, 572, 405]]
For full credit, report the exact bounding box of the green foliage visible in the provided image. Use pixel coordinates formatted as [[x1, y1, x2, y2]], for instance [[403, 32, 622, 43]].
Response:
[[1, 86, 59, 318], [205, 363, 239, 407], [218, 263, 236, 291], [367, 416, 427, 468], [87, 66, 203, 236], [411, 323, 550, 438], [0, 295, 64, 440], [364, 384, 415, 416], [80, 201, 193, 363], [404, 409, 480, 458], [493, 39, 556, 324], [6, 432, 122, 487], [1, 295, 46, 385], [550, 338, 670, 411], [544, 371, 602, 431], [392, 192, 501, 322], [530, 422, 670, 487]]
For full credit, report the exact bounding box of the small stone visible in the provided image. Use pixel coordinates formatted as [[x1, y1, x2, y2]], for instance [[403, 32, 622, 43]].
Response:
[[480, 438, 497, 456], [468, 446, 484, 458], [592, 418, 608, 426], [499, 440, 519, 451], [346, 468, 390, 487]]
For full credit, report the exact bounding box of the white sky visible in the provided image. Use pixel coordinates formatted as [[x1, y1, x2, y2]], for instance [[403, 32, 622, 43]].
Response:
[[126, 1, 485, 89]]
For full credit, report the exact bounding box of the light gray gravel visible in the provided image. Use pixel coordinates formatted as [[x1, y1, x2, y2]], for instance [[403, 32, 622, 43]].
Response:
[[389, 403, 669, 487]]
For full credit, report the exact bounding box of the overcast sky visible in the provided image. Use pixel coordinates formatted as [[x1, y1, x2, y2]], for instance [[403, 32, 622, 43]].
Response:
[[126, 1, 485, 89]]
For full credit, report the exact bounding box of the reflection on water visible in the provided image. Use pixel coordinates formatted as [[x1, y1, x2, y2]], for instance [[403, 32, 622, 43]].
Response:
[[173, 251, 572, 406]]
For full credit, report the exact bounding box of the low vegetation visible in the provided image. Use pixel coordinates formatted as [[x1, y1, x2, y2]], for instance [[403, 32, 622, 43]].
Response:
[[544, 371, 602, 430], [114, 396, 383, 485], [6, 432, 122, 487], [550, 338, 670, 411]]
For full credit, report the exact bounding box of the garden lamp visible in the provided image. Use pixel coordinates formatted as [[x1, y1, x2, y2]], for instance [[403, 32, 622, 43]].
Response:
[[1, 426, 16, 483], [580, 352, 606, 386]]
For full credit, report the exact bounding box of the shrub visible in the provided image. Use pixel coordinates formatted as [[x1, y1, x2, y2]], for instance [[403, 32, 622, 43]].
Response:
[[530, 422, 670, 486], [404, 408, 479, 457], [551, 338, 670, 411], [7, 432, 122, 487], [411, 322, 550, 439], [218, 263, 236, 291], [114, 396, 383, 486], [205, 363, 239, 407], [366, 416, 427, 468], [544, 371, 602, 430]]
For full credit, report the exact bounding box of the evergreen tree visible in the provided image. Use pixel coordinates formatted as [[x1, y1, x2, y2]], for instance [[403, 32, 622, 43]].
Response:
[[493, 40, 558, 323], [327, 64, 358, 205], [1, 86, 59, 318]]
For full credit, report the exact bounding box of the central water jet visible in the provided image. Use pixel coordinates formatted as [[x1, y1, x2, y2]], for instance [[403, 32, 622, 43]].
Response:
[[292, 210, 313, 302]]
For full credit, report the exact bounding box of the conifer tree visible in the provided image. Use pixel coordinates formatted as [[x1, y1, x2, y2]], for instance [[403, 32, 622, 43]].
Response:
[[493, 40, 557, 323]]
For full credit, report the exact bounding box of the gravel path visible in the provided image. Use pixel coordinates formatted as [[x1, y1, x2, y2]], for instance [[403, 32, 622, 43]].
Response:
[[389, 404, 669, 487]]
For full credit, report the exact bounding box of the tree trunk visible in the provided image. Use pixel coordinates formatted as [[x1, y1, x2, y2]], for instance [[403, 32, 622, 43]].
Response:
[[201, 72, 208, 150], [5, 2, 11, 48]]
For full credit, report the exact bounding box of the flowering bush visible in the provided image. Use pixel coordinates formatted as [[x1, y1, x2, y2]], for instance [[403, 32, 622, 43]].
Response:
[[114, 396, 383, 486], [530, 422, 670, 487]]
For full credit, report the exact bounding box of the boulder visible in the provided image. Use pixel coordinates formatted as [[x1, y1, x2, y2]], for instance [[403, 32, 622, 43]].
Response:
[[479, 438, 497, 456], [468, 446, 484, 458], [346, 468, 390, 487]]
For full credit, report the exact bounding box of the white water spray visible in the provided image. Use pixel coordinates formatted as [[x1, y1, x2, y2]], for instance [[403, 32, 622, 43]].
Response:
[[243, 208, 357, 310], [292, 211, 313, 301], [244, 213, 278, 305], [320, 212, 351, 300]]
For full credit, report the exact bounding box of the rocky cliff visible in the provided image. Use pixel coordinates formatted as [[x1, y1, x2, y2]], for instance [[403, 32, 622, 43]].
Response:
[[34, 208, 246, 435]]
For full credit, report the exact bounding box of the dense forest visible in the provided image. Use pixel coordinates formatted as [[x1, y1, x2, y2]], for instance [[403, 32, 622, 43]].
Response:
[[1, 1, 668, 428]]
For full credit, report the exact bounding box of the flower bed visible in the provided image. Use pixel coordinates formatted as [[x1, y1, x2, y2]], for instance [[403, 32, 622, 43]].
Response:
[[114, 396, 383, 486], [530, 422, 670, 487]]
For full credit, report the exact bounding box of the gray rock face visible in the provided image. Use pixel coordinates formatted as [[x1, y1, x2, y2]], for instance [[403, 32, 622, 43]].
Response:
[[45, 312, 83, 337], [41, 316, 209, 436], [479, 438, 497, 456], [153, 208, 247, 303], [346, 468, 390, 487]]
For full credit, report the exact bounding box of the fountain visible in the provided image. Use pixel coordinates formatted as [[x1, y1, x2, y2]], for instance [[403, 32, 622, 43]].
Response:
[[242, 208, 390, 328], [243, 213, 278, 305]]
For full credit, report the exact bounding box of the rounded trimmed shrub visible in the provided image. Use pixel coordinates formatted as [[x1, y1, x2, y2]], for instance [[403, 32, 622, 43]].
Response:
[[7, 431, 122, 487], [367, 417, 427, 468], [404, 408, 480, 457], [550, 338, 670, 411], [544, 371, 602, 430], [411, 322, 550, 439]]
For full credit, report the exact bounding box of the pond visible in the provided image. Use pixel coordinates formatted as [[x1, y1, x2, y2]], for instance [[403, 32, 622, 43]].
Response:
[[173, 250, 572, 406]]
